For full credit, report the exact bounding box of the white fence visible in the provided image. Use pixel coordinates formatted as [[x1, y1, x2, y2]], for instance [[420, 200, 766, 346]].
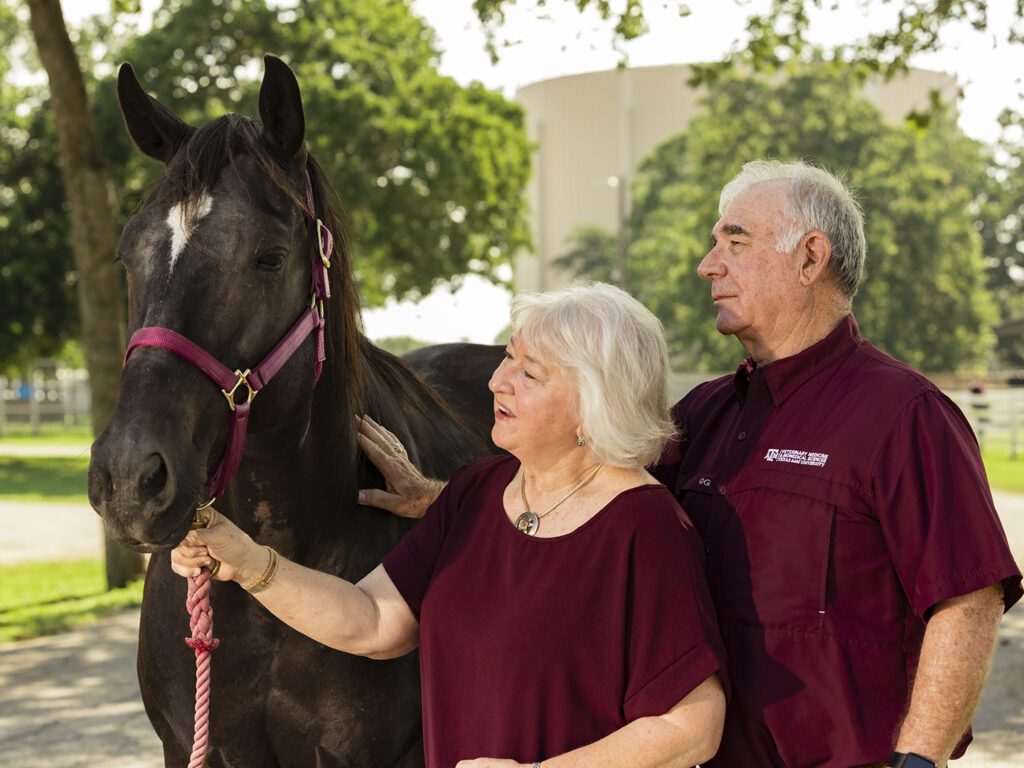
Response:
[[1, 365, 1021, 457], [947, 386, 1024, 459], [670, 372, 1022, 458], [0, 366, 91, 436]]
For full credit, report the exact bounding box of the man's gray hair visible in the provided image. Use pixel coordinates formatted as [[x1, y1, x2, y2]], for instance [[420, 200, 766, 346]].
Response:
[[720, 159, 866, 298], [511, 282, 676, 469]]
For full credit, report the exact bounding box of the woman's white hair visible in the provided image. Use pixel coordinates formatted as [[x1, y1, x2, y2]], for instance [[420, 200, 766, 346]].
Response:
[[511, 282, 676, 469]]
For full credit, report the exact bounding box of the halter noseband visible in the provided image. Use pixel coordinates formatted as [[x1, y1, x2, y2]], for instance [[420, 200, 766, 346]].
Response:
[[124, 170, 334, 508]]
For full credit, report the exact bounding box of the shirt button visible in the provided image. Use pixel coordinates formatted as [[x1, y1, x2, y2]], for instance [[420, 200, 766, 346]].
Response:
[[705, 545, 713, 555], [737, 431, 746, 440]]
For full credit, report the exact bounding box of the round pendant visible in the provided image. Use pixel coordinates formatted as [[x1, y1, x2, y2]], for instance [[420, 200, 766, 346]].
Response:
[[515, 511, 539, 536]]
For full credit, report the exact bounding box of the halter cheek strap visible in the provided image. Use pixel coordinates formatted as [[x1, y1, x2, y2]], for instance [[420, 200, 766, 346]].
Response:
[[124, 170, 333, 503]]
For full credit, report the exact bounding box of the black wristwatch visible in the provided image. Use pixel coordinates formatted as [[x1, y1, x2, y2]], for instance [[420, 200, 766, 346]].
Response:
[[888, 752, 937, 768]]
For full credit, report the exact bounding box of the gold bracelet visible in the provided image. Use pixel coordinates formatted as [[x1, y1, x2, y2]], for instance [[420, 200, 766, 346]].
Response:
[[243, 546, 279, 594]]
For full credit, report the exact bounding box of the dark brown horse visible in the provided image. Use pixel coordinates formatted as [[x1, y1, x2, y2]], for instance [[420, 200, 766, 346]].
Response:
[[88, 55, 500, 767]]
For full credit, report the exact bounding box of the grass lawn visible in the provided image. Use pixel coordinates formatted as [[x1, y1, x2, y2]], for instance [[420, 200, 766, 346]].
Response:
[[0, 558, 144, 644], [0, 430, 1016, 645], [983, 448, 1024, 495], [0, 423, 92, 445], [0, 455, 90, 502], [0, 442, 1018, 505]]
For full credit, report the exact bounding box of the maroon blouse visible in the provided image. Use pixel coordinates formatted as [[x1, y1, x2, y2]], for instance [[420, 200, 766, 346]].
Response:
[[383, 454, 727, 768]]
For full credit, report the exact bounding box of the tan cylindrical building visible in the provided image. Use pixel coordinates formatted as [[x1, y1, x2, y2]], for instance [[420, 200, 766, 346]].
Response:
[[514, 64, 959, 292]]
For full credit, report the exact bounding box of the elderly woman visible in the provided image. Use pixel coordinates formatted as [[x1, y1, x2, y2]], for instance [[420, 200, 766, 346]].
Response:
[[172, 282, 727, 768]]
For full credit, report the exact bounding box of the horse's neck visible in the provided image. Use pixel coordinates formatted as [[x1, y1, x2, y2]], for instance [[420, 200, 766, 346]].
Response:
[[221, 376, 360, 555]]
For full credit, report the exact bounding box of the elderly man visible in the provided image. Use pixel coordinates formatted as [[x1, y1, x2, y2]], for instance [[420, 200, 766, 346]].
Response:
[[358, 160, 1021, 768], [648, 160, 1021, 768]]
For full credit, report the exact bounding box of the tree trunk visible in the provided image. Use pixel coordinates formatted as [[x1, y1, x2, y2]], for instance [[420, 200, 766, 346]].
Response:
[[26, 0, 145, 588]]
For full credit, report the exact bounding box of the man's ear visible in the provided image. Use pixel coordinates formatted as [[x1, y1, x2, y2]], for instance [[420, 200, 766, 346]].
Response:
[[799, 231, 832, 286]]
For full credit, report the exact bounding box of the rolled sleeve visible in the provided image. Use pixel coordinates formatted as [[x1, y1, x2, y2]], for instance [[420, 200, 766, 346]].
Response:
[[871, 391, 1022, 618], [623, 500, 729, 720]]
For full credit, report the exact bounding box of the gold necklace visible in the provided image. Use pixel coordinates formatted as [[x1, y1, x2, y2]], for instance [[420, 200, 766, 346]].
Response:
[[515, 463, 603, 536]]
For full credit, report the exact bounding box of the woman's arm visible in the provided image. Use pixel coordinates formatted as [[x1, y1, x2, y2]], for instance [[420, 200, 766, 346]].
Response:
[[171, 510, 418, 659], [455, 673, 726, 768]]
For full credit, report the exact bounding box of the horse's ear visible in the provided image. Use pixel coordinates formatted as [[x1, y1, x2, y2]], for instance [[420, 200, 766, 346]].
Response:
[[259, 54, 306, 160], [117, 62, 194, 165]]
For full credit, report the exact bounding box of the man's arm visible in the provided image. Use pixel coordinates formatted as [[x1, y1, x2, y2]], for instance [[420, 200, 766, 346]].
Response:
[[356, 414, 445, 519], [894, 583, 1005, 767]]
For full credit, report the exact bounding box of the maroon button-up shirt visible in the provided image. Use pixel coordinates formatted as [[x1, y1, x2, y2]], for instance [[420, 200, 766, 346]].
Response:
[[654, 315, 1022, 768]]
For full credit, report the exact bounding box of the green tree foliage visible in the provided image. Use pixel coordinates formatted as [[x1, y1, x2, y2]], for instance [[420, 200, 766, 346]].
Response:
[[981, 110, 1024, 365], [100, 0, 533, 305], [552, 225, 619, 285], [0, 79, 79, 374], [473, 0, 648, 61], [620, 65, 998, 372], [373, 335, 431, 355], [0, 0, 532, 370], [473, 1, 1022, 82]]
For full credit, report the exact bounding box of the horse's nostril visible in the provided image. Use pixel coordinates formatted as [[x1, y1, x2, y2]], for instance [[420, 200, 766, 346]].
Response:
[[138, 452, 169, 503], [88, 463, 114, 508]]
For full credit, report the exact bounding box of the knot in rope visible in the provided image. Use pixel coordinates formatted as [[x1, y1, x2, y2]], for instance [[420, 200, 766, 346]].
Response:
[[186, 568, 220, 652]]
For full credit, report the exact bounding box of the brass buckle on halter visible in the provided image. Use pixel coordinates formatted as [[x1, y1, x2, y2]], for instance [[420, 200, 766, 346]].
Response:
[[221, 369, 257, 412], [316, 218, 331, 268], [308, 295, 326, 319]]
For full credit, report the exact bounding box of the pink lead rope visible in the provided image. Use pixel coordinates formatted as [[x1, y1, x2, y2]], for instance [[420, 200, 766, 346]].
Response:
[[185, 567, 219, 768], [124, 171, 332, 765]]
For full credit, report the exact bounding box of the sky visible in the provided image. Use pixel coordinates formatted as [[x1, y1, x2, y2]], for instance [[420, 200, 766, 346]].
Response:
[[64, 0, 1024, 344]]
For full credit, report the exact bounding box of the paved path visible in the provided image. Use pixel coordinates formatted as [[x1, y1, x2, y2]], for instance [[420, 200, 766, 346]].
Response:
[[0, 609, 162, 768], [0, 486, 1022, 766], [0, 443, 91, 457], [0, 501, 105, 565]]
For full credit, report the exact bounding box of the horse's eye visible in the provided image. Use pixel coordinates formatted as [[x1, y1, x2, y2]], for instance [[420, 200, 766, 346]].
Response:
[[256, 249, 288, 272]]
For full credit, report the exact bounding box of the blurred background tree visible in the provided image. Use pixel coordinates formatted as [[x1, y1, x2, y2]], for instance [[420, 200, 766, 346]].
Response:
[[552, 226, 619, 286], [22, 0, 141, 588], [2, 0, 534, 376], [562, 64, 1012, 372], [4, 0, 1023, 381], [101, 0, 533, 305], [472, 1, 1022, 83]]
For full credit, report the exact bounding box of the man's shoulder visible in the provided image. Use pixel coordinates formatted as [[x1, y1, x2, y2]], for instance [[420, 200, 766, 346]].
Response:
[[844, 338, 941, 399]]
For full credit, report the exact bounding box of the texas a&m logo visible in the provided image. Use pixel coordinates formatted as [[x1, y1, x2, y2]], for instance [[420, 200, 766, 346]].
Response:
[[764, 448, 829, 467]]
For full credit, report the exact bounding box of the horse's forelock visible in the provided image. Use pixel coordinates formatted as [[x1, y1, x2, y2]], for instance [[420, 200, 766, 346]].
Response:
[[161, 115, 286, 213]]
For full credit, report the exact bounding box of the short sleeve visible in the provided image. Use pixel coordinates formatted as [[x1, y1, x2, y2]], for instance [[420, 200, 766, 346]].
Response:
[[871, 391, 1022, 617], [381, 491, 450, 619], [622, 492, 729, 721], [382, 457, 506, 618]]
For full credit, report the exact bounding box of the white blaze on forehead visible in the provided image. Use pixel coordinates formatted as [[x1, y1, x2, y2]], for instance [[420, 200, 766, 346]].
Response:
[[165, 193, 214, 270]]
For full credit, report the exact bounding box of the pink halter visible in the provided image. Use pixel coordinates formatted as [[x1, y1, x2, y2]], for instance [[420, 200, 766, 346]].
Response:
[[124, 170, 333, 506]]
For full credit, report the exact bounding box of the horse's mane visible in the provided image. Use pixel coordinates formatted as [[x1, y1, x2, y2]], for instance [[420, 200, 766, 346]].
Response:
[[158, 113, 365, 412]]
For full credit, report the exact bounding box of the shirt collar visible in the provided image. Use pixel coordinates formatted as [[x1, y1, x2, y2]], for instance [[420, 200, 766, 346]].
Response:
[[732, 314, 862, 407]]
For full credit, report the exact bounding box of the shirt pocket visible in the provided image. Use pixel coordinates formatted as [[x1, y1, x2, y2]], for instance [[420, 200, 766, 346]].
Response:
[[711, 469, 866, 634]]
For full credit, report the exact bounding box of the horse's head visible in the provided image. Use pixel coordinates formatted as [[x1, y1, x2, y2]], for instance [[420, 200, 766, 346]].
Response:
[[89, 55, 340, 551]]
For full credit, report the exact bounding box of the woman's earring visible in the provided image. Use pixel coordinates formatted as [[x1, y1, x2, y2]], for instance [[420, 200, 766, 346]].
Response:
[[577, 435, 586, 447]]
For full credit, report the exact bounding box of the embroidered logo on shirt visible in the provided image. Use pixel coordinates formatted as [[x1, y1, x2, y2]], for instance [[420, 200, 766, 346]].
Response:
[[763, 448, 829, 467]]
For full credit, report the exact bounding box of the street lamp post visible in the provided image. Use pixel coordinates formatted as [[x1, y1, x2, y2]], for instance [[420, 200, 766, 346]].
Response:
[[608, 175, 627, 289]]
